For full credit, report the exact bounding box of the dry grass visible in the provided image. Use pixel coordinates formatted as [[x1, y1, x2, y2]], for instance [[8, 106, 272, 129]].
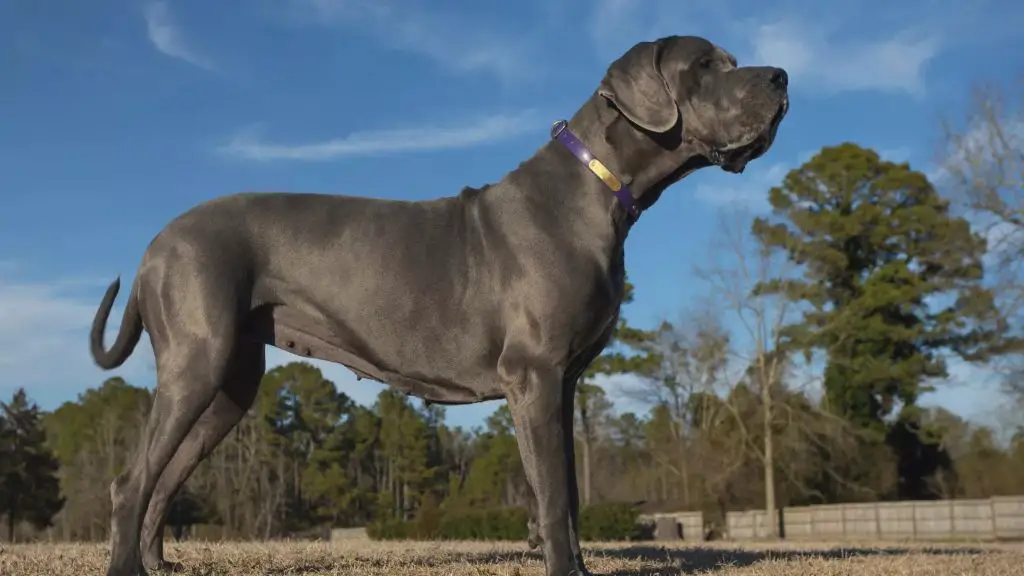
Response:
[[2, 538, 1023, 575]]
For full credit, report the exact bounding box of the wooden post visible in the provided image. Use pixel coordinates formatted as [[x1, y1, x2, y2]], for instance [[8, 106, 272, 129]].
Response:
[[949, 499, 957, 538], [990, 498, 999, 540], [874, 502, 881, 539], [911, 502, 918, 541]]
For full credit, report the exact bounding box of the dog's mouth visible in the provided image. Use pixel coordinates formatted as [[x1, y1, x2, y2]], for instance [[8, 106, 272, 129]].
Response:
[[663, 96, 789, 187], [716, 97, 788, 174]]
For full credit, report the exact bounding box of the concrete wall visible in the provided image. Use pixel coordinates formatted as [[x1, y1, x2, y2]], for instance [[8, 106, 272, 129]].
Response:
[[726, 496, 1024, 541]]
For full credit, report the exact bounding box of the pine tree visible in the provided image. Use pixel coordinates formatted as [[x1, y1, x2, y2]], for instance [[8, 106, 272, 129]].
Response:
[[752, 143, 1013, 498], [0, 389, 65, 541]]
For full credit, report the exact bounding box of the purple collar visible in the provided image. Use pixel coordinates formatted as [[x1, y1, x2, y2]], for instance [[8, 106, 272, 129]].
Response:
[[550, 120, 640, 221]]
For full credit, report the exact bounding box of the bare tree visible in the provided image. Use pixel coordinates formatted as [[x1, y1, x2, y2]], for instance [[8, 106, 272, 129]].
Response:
[[617, 210, 866, 524], [692, 212, 875, 532], [937, 78, 1024, 404], [622, 309, 732, 508], [574, 382, 613, 505], [939, 79, 1024, 266], [692, 212, 801, 537]]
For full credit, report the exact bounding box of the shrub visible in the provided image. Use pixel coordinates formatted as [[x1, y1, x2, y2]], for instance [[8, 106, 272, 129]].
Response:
[[437, 507, 530, 541], [578, 502, 642, 541], [410, 493, 443, 539], [365, 518, 410, 540]]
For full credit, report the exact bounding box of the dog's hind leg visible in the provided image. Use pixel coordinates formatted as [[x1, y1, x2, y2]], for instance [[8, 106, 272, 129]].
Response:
[[140, 340, 265, 572], [106, 302, 241, 576]]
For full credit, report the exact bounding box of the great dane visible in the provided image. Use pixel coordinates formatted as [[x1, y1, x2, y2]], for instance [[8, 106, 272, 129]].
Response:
[[90, 35, 788, 576]]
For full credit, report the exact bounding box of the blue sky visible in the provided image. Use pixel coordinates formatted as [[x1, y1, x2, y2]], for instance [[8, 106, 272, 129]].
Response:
[[2, 0, 1023, 430]]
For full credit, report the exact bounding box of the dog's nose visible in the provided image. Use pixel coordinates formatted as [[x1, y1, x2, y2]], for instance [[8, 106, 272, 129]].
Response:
[[770, 68, 788, 91]]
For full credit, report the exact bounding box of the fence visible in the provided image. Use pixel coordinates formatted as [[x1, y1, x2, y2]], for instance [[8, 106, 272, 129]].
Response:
[[726, 496, 1024, 541], [637, 511, 705, 542]]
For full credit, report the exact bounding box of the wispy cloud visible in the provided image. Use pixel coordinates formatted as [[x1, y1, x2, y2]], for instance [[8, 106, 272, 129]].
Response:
[[143, 1, 218, 72], [293, 0, 535, 83], [747, 19, 939, 96], [0, 274, 155, 406], [217, 110, 542, 162]]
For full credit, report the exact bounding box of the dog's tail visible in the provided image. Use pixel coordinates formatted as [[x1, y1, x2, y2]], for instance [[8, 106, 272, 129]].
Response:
[[90, 276, 144, 370]]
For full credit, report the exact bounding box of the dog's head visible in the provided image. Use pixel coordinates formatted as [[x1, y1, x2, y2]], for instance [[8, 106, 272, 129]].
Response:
[[598, 35, 788, 176]]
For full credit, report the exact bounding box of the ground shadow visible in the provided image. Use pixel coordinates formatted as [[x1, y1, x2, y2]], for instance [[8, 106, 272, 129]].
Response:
[[434, 544, 989, 576]]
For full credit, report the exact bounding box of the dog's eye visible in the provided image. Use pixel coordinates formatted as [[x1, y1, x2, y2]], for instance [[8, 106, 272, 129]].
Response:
[[698, 56, 714, 69]]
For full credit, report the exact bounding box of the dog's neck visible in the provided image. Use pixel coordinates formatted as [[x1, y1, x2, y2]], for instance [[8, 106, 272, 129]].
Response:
[[489, 95, 711, 270], [565, 97, 710, 224]]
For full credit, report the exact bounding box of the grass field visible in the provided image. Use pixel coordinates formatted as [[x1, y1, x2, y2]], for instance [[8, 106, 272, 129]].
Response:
[[2, 539, 1022, 575]]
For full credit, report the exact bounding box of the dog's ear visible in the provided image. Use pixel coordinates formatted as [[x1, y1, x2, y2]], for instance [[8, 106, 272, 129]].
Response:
[[598, 40, 680, 133]]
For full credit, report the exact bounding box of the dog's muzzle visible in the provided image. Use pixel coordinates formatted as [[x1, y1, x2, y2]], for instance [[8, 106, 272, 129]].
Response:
[[711, 97, 789, 174]]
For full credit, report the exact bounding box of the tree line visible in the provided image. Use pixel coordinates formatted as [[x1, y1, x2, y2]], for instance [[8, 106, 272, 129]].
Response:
[[2, 85, 1024, 543]]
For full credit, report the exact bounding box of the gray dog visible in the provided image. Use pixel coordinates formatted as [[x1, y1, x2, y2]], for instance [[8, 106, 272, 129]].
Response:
[[90, 35, 787, 576]]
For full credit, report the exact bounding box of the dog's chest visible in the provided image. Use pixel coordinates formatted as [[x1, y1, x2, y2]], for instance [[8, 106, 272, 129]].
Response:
[[567, 266, 625, 357]]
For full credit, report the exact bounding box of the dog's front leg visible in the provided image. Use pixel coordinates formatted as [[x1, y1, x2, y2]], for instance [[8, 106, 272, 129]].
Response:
[[526, 378, 590, 574], [505, 363, 577, 576], [560, 380, 590, 576]]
